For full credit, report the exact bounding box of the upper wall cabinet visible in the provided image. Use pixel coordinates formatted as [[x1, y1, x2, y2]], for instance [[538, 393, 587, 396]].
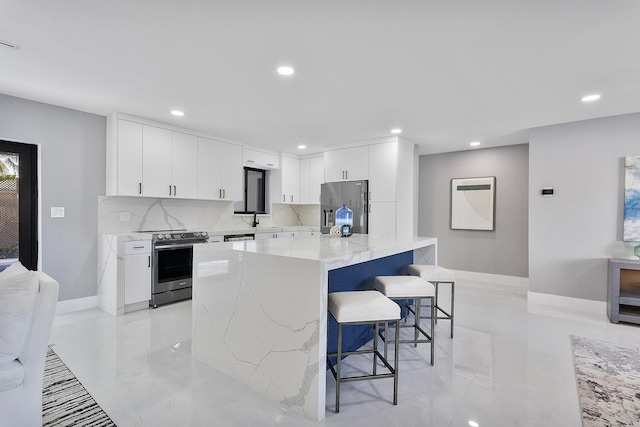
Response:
[[142, 126, 198, 199], [110, 119, 143, 197], [197, 137, 242, 201], [243, 148, 279, 169], [299, 156, 323, 204], [108, 119, 198, 198], [106, 114, 242, 201], [280, 155, 300, 204], [323, 145, 369, 182]]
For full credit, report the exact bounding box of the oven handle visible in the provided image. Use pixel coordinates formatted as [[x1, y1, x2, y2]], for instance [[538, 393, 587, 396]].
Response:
[[154, 243, 197, 250]]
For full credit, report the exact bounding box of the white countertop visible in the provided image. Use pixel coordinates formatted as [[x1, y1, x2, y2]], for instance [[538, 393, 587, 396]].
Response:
[[101, 225, 320, 241], [204, 233, 437, 266]]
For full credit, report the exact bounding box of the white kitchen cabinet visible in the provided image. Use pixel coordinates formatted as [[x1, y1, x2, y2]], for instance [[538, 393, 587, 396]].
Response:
[[142, 126, 199, 199], [107, 114, 240, 201], [198, 137, 243, 201], [220, 142, 243, 200], [280, 155, 300, 204], [243, 148, 279, 169], [324, 145, 369, 182], [123, 240, 151, 306], [171, 132, 198, 199], [368, 201, 396, 238], [112, 119, 144, 196], [368, 141, 397, 202], [299, 156, 323, 204], [142, 125, 173, 197]]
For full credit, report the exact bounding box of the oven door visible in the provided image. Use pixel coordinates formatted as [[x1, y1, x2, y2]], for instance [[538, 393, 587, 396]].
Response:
[[153, 243, 193, 294]]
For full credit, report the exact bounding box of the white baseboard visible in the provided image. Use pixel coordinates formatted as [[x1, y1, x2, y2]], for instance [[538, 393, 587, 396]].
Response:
[[55, 295, 98, 314], [527, 291, 607, 319], [452, 270, 529, 295]]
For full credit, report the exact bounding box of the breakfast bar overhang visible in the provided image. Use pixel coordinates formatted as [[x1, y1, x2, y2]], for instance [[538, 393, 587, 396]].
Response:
[[191, 234, 437, 421]]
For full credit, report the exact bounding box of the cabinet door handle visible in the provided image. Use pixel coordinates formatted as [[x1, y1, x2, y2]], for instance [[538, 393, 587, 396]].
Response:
[[246, 159, 255, 163], [267, 163, 273, 167], [138, 182, 142, 195], [133, 245, 144, 249], [169, 185, 172, 196], [174, 185, 177, 196], [148, 255, 151, 268], [283, 194, 286, 202], [223, 189, 226, 198], [346, 170, 348, 180], [290, 195, 293, 203]]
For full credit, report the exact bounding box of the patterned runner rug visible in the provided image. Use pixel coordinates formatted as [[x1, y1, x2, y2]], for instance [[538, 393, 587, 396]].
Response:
[[42, 347, 116, 426], [571, 336, 640, 427]]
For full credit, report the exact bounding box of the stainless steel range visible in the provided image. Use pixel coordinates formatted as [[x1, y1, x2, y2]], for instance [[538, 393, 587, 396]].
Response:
[[150, 230, 208, 307]]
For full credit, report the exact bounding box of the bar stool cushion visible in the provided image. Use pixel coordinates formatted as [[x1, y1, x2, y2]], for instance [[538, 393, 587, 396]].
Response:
[[328, 291, 400, 323], [373, 276, 435, 298], [408, 265, 455, 282]]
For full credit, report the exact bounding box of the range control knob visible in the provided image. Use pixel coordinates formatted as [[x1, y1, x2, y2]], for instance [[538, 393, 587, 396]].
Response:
[[157, 235, 164, 240], [165, 234, 171, 239]]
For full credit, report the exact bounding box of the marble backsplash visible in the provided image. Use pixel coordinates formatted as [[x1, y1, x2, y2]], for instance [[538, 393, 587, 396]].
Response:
[[98, 196, 320, 234]]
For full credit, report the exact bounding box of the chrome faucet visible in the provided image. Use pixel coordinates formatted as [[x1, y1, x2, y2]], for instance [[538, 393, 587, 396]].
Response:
[[252, 211, 259, 227]]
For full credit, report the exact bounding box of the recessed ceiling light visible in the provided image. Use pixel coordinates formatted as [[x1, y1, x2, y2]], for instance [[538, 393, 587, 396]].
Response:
[[581, 94, 601, 102], [468, 421, 479, 427], [470, 141, 481, 147], [297, 145, 306, 149], [171, 110, 184, 117], [391, 128, 402, 134], [277, 66, 295, 76]]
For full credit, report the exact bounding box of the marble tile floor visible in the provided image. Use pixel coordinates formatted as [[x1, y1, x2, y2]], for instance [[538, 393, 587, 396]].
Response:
[[49, 281, 640, 427]]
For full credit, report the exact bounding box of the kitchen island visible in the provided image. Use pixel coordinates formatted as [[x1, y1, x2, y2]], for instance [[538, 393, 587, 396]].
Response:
[[191, 233, 437, 421]]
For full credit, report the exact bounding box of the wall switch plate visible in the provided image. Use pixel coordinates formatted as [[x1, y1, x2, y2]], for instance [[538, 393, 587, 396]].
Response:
[[51, 207, 65, 218], [119, 212, 131, 222]]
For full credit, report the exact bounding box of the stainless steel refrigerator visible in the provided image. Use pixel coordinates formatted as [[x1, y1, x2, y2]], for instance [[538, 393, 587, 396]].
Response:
[[320, 180, 369, 234]]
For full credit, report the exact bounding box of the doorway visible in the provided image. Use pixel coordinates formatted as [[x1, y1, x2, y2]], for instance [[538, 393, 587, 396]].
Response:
[[0, 140, 37, 271]]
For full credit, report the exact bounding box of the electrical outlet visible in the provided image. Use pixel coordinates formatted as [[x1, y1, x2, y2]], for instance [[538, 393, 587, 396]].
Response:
[[219, 212, 226, 220], [50, 207, 65, 218]]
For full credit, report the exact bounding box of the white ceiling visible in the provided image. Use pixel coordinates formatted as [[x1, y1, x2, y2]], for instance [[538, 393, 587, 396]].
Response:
[[1, 1, 640, 155]]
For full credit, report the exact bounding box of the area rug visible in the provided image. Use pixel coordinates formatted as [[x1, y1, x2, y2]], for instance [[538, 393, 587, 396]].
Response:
[[571, 335, 640, 427], [42, 347, 116, 426]]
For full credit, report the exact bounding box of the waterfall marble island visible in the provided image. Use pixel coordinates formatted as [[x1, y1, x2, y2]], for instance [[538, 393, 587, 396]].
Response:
[[191, 233, 437, 421]]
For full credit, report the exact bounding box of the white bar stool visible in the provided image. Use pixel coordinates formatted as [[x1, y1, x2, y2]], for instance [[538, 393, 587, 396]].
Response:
[[373, 276, 436, 365], [327, 290, 401, 413], [408, 264, 455, 338]]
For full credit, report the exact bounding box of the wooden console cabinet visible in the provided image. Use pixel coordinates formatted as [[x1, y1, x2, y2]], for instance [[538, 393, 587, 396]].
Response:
[[608, 258, 640, 324]]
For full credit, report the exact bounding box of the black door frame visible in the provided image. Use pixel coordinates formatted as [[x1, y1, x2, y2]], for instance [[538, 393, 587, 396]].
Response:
[[0, 140, 38, 270]]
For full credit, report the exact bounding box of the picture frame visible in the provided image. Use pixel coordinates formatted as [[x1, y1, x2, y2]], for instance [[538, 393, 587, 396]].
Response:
[[450, 176, 496, 231], [624, 155, 640, 241]]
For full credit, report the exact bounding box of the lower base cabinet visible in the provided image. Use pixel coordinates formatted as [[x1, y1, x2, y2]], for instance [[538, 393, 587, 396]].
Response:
[[608, 258, 640, 324], [124, 240, 151, 306]]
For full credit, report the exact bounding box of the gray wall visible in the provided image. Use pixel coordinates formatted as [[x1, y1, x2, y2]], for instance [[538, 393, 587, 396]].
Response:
[[418, 144, 529, 277], [0, 93, 105, 301], [529, 113, 640, 301]]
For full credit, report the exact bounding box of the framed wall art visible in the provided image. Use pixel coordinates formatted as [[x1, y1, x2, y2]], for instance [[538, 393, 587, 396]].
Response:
[[450, 176, 496, 231], [624, 155, 640, 241]]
